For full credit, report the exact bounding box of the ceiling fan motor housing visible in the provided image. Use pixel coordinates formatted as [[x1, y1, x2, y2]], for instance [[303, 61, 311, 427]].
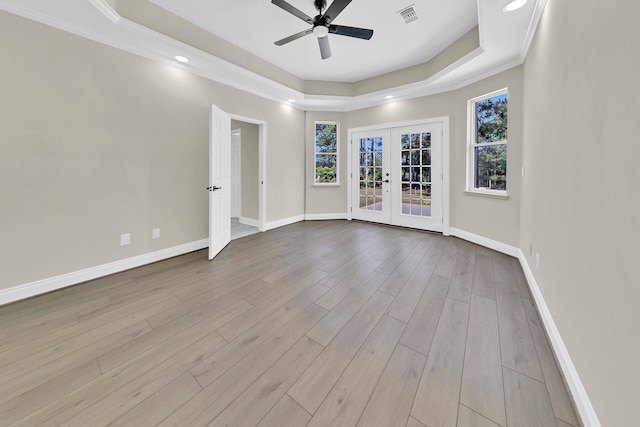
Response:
[[313, 12, 330, 37]]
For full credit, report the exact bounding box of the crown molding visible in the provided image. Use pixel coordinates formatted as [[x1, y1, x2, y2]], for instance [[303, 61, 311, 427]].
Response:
[[88, 0, 120, 24], [519, 0, 548, 62]]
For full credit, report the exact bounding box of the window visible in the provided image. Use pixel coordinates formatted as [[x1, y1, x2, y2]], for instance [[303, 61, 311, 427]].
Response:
[[468, 89, 508, 194], [315, 122, 339, 184]]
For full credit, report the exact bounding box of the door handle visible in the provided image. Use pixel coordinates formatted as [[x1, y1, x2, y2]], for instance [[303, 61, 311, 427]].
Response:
[[206, 186, 222, 191], [383, 179, 390, 183]]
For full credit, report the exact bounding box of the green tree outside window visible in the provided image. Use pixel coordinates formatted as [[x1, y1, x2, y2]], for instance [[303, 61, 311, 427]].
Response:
[[471, 92, 507, 191], [315, 122, 338, 184]]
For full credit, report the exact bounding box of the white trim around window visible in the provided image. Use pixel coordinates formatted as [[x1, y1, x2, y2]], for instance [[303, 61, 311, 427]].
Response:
[[466, 88, 509, 198], [314, 121, 340, 186]]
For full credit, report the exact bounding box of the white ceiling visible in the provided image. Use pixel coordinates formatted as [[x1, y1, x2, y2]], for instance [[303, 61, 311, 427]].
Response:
[[148, 0, 479, 82], [0, 0, 547, 110]]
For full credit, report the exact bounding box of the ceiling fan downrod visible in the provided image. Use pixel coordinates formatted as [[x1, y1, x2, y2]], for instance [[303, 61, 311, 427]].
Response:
[[314, 0, 327, 14], [313, 0, 329, 38]]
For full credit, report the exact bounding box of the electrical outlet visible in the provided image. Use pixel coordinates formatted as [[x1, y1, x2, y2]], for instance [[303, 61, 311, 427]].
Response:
[[536, 253, 540, 270], [120, 233, 130, 246], [152, 228, 160, 239]]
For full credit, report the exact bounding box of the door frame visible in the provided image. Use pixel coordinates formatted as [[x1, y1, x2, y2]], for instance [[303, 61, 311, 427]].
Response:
[[230, 128, 242, 219], [347, 117, 450, 235], [229, 114, 267, 232]]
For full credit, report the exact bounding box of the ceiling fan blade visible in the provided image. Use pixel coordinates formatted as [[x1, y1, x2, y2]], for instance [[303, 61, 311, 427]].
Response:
[[318, 36, 332, 59], [323, 0, 352, 23], [271, 0, 314, 24], [274, 28, 313, 46], [329, 25, 373, 40]]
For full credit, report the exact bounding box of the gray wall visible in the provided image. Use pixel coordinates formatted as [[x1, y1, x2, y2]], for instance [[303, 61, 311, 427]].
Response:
[[231, 120, 259, 221], [521, 1, 640, 425], [0, 11, 304, 290]]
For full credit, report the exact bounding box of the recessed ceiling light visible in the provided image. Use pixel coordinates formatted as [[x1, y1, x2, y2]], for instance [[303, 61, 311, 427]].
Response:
[[174, 55, 189, 63], [386, 95, 394, 99], [288, 99, 296, 103], [503, 0, 527, 12]]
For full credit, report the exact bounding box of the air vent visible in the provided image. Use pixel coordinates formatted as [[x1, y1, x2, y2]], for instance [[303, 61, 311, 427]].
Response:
[[398, 5, 418, 24]]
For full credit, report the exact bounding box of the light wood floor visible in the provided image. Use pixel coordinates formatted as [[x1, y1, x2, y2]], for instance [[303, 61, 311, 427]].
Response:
[[0, 220, 580, 427]]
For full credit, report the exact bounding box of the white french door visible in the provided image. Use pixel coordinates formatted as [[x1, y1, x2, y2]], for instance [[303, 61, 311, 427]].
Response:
[[351, 121, 444, 232], [208, 103, 231, 260], [350, 129, 391, 224]]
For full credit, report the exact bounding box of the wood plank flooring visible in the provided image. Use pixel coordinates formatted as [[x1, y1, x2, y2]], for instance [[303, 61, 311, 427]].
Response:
[[0, 220, 579, 427]]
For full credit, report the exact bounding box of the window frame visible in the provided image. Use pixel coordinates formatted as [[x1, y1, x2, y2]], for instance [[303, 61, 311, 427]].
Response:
[[314, 121, 340, 186], [466, 88, 509, 198]]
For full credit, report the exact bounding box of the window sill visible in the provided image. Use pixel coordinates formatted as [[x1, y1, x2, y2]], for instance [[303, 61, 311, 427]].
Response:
[[464, 190, 509, 200], [313, 183, 341, 188]]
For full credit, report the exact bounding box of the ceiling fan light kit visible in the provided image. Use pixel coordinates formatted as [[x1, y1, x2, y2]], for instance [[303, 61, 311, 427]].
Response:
[[272, 0, 374, 60], [313, 26, 329, 38]]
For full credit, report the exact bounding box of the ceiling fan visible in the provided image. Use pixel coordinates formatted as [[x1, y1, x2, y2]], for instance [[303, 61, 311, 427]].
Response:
[[272, 0, 374, 60]]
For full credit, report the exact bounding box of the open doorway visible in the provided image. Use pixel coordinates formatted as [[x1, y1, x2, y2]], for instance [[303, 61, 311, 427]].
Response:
[[230, 118, 262, 239]]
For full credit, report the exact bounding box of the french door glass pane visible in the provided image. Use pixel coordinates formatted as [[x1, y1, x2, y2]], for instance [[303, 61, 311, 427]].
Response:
[[411, 134, 421, 149], [422, 132, 431, 149], [422, 167, 431, 183], [401, 135, 410, 150], [422, 150, 431, 165]]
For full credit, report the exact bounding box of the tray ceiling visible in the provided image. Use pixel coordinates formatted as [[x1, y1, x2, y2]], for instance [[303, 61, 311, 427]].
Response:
[[0, 0, 547, 110]]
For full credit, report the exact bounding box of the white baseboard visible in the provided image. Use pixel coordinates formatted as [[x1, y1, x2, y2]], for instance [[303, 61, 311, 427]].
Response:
[[0, 239, 209, 307], [264, 214, 305, 231], [238, 216, 260, 228], [449, 227, 519, 257], [517, 251, 601, 427], [304, 213, 348, 221]]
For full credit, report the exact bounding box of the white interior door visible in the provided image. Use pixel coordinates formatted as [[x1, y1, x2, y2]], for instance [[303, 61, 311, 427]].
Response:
[[351, 121, 443, 232], [230, 129, 241, 218], [208, 103, 231, 260]]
